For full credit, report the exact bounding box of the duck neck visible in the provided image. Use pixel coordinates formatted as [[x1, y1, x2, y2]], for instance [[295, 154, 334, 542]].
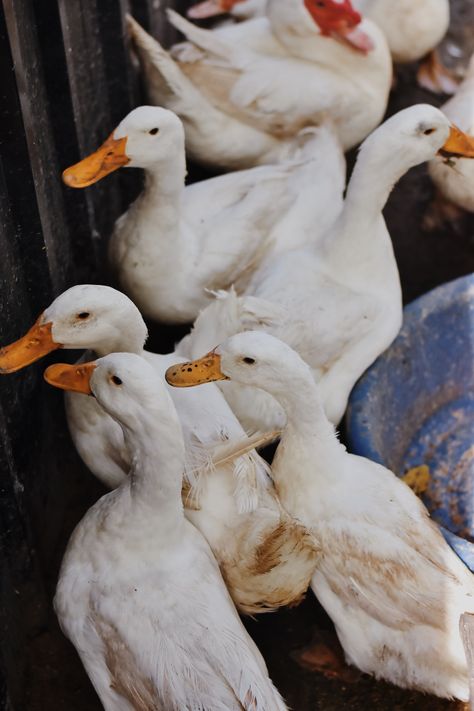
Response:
[[125, 150, 189, 263], [323, 138, 406, 271], [92, 332, 146, 359], [142, 149, 186, 201], [270, 372, 342, 493], [267, 3, 325, 60], [120, 394, 185, 528]]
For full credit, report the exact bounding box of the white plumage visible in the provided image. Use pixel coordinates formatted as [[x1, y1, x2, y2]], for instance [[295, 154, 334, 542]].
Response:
[[127, 0, 391, 170], [353, 0, 449, 63], [64, 106, 345, 324], [53, 352, 289, 710], [2, 284, 318, 615], [180, 105, 461, 431], [167, 331, 474, 701]]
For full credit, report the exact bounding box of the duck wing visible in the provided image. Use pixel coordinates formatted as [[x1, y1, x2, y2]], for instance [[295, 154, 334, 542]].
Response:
[[168, 9, 337, 137], [83, 537, 288, 710], [313, 458, 474, 634]]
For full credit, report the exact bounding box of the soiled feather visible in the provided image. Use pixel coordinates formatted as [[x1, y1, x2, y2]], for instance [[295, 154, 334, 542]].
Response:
[[221, 513, 320, 614]]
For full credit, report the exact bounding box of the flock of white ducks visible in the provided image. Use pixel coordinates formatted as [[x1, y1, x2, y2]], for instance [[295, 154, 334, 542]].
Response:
[[63, 107, 345, 323], [1, 0, 474, 708]]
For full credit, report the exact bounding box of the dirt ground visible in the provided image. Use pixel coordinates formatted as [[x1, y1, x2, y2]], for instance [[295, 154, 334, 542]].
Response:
[[25, 1, 474, 709]]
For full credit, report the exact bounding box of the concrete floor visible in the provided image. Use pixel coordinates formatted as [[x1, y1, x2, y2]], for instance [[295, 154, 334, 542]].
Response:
[[26, 1, 474, 709]]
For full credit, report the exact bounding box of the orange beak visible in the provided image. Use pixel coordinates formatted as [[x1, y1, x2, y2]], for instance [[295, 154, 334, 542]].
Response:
[[62, 132, 129, 188], [165, 352, 228, 387], [439, 125, 474, 159], [0, 315, 60, 374], [44, 361, 96, 395]]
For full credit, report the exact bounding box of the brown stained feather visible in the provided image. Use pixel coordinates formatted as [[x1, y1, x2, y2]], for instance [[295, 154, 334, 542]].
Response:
[[252, 521, 290, 575], [335, 530, 418, 585], [96, 617, 164, 711], [377, 644, 405, 667], [222, 517, 319, 615], [320, 529, 450, 630], [407, 520, 463, 585], [178, 61, 307, 139], [181, 479, 201, 511], [179, 62, 241, 114]]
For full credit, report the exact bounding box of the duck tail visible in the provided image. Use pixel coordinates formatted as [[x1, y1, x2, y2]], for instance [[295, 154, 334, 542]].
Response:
[[225, 515, 320, 615], [166, 9, 249, 69], [126, 14, 211, 116]]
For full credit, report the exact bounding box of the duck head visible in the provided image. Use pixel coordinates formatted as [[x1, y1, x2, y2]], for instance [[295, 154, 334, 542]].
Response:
[[45, 353, 176, 432], [166, 331, 313, 402], [303, 0, 373, 52], [63, 107, 185, 188], [0, 285, 147, 374], [358, 105, 474, 175]]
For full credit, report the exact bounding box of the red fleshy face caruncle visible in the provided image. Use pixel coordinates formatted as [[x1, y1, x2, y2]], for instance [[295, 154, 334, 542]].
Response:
[[304, 0, 374, 53], [304, 0, 361, 34]]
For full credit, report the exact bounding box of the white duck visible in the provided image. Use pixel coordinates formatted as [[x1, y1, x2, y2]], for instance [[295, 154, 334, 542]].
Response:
[[0, 284, 318, 614], [127, 0, 391, 170], [47, 352, 289, 710], [63, 106, 345, 323], [178, 105, 474, 431], [166, 331, 474, 701], [429, 55, 474, 214], [188, 0, 450, 85], [353, 0, 449, 65]]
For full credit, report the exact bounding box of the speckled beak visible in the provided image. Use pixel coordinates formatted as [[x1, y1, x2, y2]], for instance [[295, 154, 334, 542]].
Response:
[[0, 316, 60, 374], [439, 125, 474, 159], [165, 352, 229, 387], [62, 133, 129, 188], [44, 361, 96, 395]]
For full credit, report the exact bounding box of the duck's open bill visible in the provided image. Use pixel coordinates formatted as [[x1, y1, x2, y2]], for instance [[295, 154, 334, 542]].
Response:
[[0, 316, 59, 374], [340, 26, 374, 54], [62, 134, 129, 188], [165, 353, 228, 387], [44, 362, 96, 395], [440, 125, 474, 159]]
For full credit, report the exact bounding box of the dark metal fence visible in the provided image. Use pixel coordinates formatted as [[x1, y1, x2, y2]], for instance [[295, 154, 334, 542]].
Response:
[[0, 2, 184, 707]]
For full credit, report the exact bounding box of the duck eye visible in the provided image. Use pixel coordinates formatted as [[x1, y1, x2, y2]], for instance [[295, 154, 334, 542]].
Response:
[[423, 128, 436, 136], [111, 375, 123, 386], [243, 357, 256, 365], [77, 312, 90, 320], [149, 128, 159, 135]]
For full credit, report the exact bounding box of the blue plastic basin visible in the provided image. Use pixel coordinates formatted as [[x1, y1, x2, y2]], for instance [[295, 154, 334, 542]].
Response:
[[346, 274, 474, 572]]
